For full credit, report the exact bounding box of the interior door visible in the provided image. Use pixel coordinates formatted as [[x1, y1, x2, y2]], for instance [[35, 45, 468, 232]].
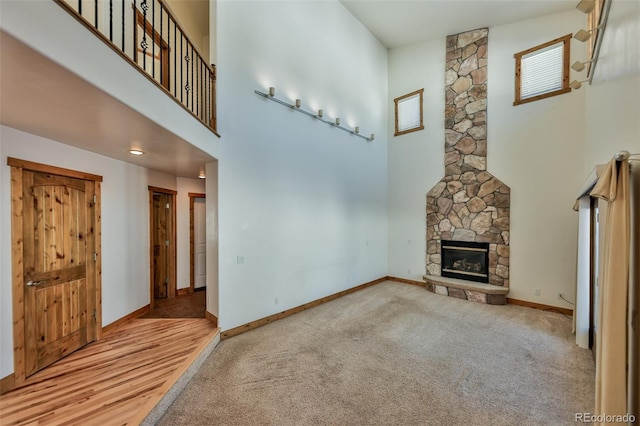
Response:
[[23, 170, 96, 376], [194, 197, 206, 289], [153, 193, 170, 299]]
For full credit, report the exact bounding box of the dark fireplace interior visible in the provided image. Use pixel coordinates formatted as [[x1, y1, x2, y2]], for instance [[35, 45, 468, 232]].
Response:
[[441, 240, 489, 284]]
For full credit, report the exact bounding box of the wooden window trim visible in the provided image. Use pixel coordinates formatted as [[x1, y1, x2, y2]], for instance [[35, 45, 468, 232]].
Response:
[[513, 34, 571, 106], [394, 88, 424, 136]]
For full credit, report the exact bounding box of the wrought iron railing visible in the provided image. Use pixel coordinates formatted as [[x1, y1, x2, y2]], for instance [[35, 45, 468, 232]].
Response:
[[54, 0, 217, 133]]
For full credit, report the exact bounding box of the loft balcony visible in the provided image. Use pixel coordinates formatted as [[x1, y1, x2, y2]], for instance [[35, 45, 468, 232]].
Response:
[[0, 0, 219, 178], [55, 0, 217, 134]]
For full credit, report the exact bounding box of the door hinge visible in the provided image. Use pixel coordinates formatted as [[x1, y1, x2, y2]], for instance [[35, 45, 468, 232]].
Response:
[[93, 252, 98, 262], [93, 194, 97, 204], [166, 203, 170, 209], [93, 310, 97, 321], [165, 277, 169, 284], [165, 240, 170, 246]]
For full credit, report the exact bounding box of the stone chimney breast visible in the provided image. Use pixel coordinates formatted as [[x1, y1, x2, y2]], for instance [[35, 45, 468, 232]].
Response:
[[425, 28, 511, 293]]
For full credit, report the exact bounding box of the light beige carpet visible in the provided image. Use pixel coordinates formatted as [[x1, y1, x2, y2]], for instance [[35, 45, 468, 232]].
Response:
[[159, 281, 595, 425]]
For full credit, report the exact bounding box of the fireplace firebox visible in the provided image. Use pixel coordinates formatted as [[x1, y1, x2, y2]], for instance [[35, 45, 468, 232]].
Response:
[[441, 240, 489, 283]]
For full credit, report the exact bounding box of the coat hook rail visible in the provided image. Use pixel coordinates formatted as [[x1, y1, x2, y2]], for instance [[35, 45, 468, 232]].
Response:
[[254, 89, 375, 142]]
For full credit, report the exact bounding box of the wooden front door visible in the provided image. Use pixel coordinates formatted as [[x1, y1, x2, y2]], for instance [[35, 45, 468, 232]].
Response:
[[10, 158, 102, 383]]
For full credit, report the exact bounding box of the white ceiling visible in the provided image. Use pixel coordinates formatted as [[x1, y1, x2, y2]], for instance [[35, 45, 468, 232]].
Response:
[[0, 31, 214, 179], [340, 0, 578, 48]]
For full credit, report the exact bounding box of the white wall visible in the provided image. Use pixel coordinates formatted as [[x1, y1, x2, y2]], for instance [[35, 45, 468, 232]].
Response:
[[0, 126, 155, 378], [388, 9, 588, 308], [205, 160, 219, 318], [165, 0, 210, 63], [176, 177, 206, 290], [488, 10, 586, 307], [216, 0, 389, 330], [388, 38, 444, 281]]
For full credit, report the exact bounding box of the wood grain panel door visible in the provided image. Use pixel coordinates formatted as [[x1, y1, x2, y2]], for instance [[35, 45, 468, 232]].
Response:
[[23, 171, 95, 375], [10, 158, 102, 385], [153, 193, 170, 299], [149, 186, 176, 306]]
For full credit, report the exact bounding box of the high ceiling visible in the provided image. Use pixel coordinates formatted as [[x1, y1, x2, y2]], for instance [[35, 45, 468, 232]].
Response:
[[340, 0, 578, 48]]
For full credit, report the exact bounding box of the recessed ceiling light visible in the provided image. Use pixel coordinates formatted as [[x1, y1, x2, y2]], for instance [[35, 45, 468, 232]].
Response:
[[198, 171, 206, 179], [129, 149, 145, 156]]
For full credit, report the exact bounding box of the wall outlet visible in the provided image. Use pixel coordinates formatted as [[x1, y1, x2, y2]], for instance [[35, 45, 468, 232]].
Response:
[[534, 288, 541, 296], [236, 256, 245, 264], [274, 298, 278, 305], [408, 269, 412, 275]]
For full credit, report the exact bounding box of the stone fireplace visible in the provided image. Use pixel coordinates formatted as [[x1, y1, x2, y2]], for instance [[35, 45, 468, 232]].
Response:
[[424, 28, 510, 305], [441, 240, 489, 283]]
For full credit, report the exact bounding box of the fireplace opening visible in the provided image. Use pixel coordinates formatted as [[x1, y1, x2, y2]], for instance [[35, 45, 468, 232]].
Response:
[[441, 240, 489, 283]]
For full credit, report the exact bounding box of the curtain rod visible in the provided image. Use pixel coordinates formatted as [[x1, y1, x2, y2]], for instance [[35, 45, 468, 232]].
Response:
[[614, 151, 639, 161], [588, 0, 613, 84]]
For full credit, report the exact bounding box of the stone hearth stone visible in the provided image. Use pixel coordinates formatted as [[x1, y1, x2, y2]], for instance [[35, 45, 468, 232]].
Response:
[[465, 290, 487, 303], [435, 285, 449, 296], [448, 287, 467, 300], [423, 275, 508, 305]]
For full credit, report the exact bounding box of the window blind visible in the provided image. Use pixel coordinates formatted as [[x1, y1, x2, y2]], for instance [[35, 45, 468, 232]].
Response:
[[520, 41, 564, 99], [398, 94, 421, 132]]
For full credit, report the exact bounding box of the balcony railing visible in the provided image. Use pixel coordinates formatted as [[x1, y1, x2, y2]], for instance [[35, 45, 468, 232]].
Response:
[[54, 0, 217, 134]]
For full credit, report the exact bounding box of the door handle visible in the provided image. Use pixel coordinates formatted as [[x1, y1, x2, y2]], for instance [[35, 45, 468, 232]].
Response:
[[26, 280, 46, 287]]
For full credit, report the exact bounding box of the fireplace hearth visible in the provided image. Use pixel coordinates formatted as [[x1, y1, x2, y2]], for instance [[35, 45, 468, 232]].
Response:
[[441, 240, 489, 283]]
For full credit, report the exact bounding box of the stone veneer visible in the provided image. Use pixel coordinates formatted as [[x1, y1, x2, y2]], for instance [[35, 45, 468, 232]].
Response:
[[425, 28, 511, 297]]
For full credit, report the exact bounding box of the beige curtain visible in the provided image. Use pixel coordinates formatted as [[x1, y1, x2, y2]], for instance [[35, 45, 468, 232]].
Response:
[[590, 158, 630, 421]]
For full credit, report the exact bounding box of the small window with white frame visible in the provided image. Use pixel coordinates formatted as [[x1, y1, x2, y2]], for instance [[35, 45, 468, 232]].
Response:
[[514, 34, 571, 106], [394, 89, 424, 136]]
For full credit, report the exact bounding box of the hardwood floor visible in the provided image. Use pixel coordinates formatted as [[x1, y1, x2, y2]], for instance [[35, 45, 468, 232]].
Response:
[[0, 318, 219, 425], [141, 289, 206, 319]]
